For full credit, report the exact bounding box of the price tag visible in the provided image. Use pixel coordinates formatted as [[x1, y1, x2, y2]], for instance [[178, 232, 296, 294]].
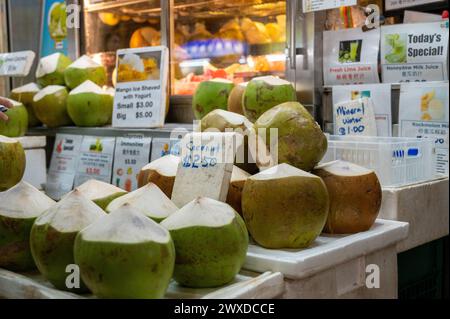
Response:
[[333, 97, 378, 136], [171, 132, 240, 207], [112, 136, 152, 192], [74, 136, 116, 186], [303, 0, 356, 13], [385, 0, 445, 11], [46, 134, 82, 200], [0, 51, 35, 77], [112, 46, 169, 128]]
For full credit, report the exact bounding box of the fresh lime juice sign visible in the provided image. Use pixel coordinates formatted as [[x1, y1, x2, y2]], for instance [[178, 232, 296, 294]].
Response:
[[381, 21, 449, 83], [40, 0, 68, 57]]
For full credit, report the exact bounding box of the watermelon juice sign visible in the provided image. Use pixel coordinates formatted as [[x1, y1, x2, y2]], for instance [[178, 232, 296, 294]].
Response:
[[381, 21, 449, 83]]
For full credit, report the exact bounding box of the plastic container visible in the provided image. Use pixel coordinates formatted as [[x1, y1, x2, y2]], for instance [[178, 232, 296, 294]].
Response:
[[321, 135, 435, 187]]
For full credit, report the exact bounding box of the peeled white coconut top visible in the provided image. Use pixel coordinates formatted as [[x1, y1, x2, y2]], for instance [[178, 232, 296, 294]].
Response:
[[141, 155, 180, 177], [106, 183, 178, 219], [76, 179, 124, 200], [0, 135, 19, 144], [11, 82, 40, 94], [251, 75, 291, 86], [33, 85, 66, 102], [104, 87, 115, 97], [3, 98, 22, 107], [68, 55, 101, 69], [251, 163, 317, 180], [36, 53, 63, 78], [161, 197, 235, 230], [80, 204, 171, 244], [209, 78, 233, 84], [0, 182, 55, 219], [231, 165, 250, 182], [121, 53, 144, 73], [206, 109, 251, 128], [315, 160, 373, 177], [69, 80, 106, 95], [34, 190, 105, 233]]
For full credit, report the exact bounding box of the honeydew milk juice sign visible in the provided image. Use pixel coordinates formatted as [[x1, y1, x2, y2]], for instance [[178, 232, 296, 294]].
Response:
[[381, 21, 449, 83], [113, 46, 169, 128]]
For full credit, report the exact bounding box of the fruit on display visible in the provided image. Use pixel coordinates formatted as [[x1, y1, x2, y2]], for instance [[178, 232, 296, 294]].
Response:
[[0, 182, 55, 270], [98, 12, 120, 26], [64, 55, 107, 89], [30, 190, 105, 291], [226, 166, 250, 216], [161, 197, 248, 288], [242, 76, 297, 122], [117, 53, 159, 82], [254, 101, 328, 172], [216, 19, 244, 42], [74, 204, 175, 298], [192, 79, 235, 119], [242, 163, 329, 249], [76, 179, 127, 210], [265, 22, 283, 42], [129, 26, 161, 48], [313, 160, 382, 234], [10, 83, 42, 127], [188, 22, 213, 41], [0, 99, 28, 137], [66, 80, 113, 127], [137, 155, 180, 197], [227, 82, 247, 115], [35, 53, 72, 87], [241, 18, 271, 44], [0, 136, 26, 192], [106, 183, 178, 222], [32, 85, 72, 128]]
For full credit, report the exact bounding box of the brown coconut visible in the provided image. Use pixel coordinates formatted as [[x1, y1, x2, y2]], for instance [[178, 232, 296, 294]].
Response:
[[227, 82, 247, 115], [226, 166, 250, 215], [137, 155, 180, 198]]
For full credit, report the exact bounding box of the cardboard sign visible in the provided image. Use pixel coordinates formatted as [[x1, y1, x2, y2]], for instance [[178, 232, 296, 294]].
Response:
[[171, 132, 240, 207], [74, 136, 116, 186], [323, 28, 380, 85], [381, 21, 449, 83], [46, 134, 82, 200], [112, 136, 152, 192], [0, 51, 35, 77], [399, 81, 449, 175], [334, 97, 378, 136], [386, 0, 445, 11], [332, 84, 392, 136], [303, 0, 356, 13], [112, 46, 169, 128]]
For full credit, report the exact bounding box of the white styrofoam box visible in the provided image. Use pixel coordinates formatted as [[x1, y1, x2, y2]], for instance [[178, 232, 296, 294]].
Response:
[[0, 269, 284, 299], [243, 219, 409, 298], [322, 135, 435, 187], [16, 136, 46, 149], [16, 136, 47, 190], [380, 177, 449, 252]]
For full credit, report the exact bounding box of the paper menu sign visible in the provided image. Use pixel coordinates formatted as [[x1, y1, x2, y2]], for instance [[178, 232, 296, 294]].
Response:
[[333, 97, 378, 136], [112, 136, 152, 192], [45, 134, 82, 200], [332, 84, 392, 136], [380, 21, 449, 83], [112, 46, 169, 128], [399, 81, 449, 175], [302, 0, 356, 13], [0, 51, 35, 77], [74, 136, 116, 187], [386, 0, 445, 11], [323, 28, 380, 85]]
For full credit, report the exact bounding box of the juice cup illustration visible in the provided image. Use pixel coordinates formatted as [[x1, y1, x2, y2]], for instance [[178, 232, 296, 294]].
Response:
[[48, 1, 68, 49]]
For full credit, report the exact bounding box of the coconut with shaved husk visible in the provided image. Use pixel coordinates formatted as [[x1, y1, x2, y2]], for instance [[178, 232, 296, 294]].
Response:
[[74, 204, 175, 298], [243, 76, 297, 122], [226, 166, 250, 216], [35, 53, 72, 87], [10, 83, 41, 127], [313, 160, 382, 234], [192, 78, 235, 119], [227, 82, 247, 115], [0, 182, 55, 271], [137, 155, 180, 197], [32, 85, 72, 128], [30, 189, 105, 291], [76, 179, 127, 210], [160, 197, 248, 288], [0, 98, 28, 137], [64, 55, 107, 89], [67, 80, 113, 127], [106, 183, 178, 222], [242, 163, 329, 249], [0, 136, 26, 191]]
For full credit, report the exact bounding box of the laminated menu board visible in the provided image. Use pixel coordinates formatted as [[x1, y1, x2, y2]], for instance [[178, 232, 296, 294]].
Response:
[[323, 28, 380, 85], [399, 81, 449, 175], [0, 51, 35, 77], [380, 21, 449, 83]]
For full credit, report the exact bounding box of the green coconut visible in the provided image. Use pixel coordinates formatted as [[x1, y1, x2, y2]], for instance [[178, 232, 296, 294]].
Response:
[[10, 83, 42, 127], [35, 53, 72, 87], [254, 101, 327, 172], [32, 85, 72, 128], [0, 136, 26, 191], [67, 80, 113, 127], [64, 55, 107, 89], [243, 76, 297, 122], [76, 179, 127, 210], [30, 189, 105, 291], [242, 163, 329, 249], [192, 79, 235, 119], [0, 182, 55, 271], [161, 197, 248, 288], [106, 183, 178, 222], [74, 204, 175, 298], [0, 98, 28, 137]]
